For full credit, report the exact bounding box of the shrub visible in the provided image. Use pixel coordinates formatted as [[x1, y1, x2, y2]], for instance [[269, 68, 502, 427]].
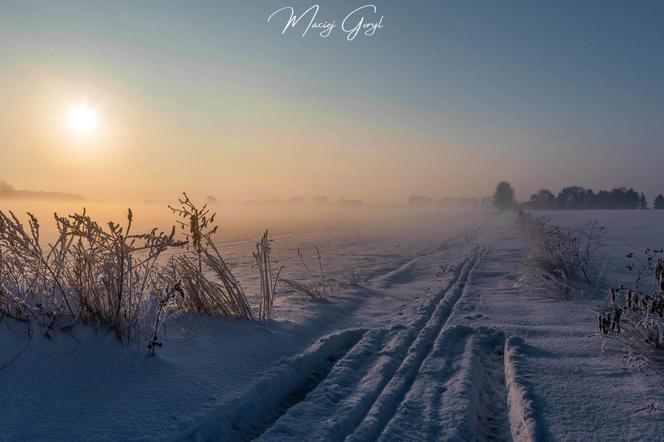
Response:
[[519, 211, 605, 298]]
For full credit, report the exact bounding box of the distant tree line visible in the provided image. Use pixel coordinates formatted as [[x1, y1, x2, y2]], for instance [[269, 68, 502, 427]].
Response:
[[408, 195, 433, 207], [436, 196, 493, 209], [411, 181, 664, 212], [0, 179, 84, 202], [408, 195, 493, 209], [524, 186, 664, 210]]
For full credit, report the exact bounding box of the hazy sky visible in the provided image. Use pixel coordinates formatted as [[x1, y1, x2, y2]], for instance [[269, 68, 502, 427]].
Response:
[[1, 1, 663, 203]]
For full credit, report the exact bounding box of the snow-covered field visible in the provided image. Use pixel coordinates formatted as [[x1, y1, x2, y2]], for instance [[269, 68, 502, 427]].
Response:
[[2, 207, 664, 441], [544, 210, 664, 292]]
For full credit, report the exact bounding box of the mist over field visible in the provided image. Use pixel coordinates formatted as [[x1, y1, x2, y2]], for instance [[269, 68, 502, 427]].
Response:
[[0, 199, 481, 244], [3, 1, 664, 441]]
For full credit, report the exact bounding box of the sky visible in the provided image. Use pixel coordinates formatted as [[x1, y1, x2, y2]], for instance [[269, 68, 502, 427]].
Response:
[[1, 0, 663, 203]]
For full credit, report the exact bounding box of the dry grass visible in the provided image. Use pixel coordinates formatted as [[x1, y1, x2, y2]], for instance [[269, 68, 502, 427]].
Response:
[[0, 194, 288, 351], [254, 230, 282, 320], [147, 283, 184, 356], [166, 194, 254, 319], [597, 253, 664, 375], [518, 211, 605, 299], [340, 263, 363, 287], [280, 247, 329, 300], [0, 208, 184, 343]]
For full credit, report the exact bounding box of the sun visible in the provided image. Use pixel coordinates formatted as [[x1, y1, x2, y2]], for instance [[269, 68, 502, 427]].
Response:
[[68, 103, 98, 135]]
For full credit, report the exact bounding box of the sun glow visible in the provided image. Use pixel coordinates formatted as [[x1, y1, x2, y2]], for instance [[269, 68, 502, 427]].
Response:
[[68, 103, 98, 135]]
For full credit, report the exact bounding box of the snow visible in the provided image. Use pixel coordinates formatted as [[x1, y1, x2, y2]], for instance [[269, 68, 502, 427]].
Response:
[[3, 208, 664, 441], [541, 209, 664, 291]]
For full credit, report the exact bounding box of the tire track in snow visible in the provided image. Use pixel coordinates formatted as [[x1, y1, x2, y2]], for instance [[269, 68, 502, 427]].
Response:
[[243, 335, 362, 441], [168, 328, 367, 442], [504, 336, 540, 442], [431, 329, 512, 442], [175, 246, 509, 442], [371, 325, 477, 441], [377, 329, 540, 442], [366, 221, 487, 287], [347, 250, 482, 442], [256, 250, 482, 441]]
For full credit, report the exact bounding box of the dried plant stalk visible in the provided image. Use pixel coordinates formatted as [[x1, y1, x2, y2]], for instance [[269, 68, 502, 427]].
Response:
[[254, 230, 283, 320], [280, 247, 328, 300], [167, 194, 254, 319]]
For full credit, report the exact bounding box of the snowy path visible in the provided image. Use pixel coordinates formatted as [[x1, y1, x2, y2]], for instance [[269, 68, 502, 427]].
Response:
[[171, 213, 664, 442], [175, 218, 544, 442]]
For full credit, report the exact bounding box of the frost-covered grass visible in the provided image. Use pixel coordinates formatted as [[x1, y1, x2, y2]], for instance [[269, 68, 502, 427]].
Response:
[[340, 263, 364, 287], [597, 253, 664, 374], [0, 207, 185, 344], [0, 194, 282, 352], [254, 230, 282, 320], [541, 210, 664, 376], [280, 247, 330, 300], [518, 210, 605, 299]]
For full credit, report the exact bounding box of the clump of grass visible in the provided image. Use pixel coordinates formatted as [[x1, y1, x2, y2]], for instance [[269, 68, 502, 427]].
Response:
[[281, 247, 329, 299], [0, 211, 77, 320], [340, 263, 363, 287], [0, 208, 185, 343], [597, 251, 664, 374], [1, 193, 285, 353], [67, 209, 185, 343], [167, 193, 254, 319], [518, 211, 605, 299]]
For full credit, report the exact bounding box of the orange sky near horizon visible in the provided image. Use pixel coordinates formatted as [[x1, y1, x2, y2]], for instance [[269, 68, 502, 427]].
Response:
[[2, 1, 663, 204], [1, 66, 507, 204]]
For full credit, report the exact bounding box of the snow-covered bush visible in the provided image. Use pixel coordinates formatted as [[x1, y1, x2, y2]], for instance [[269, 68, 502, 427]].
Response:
[[518, 211, 605, 299]]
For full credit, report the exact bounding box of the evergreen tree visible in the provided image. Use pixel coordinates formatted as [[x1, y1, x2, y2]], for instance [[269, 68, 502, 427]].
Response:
[[639, 193, 648, 209]]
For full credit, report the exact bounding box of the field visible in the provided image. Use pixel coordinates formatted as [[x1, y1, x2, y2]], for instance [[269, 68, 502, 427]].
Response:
[[2, 206, 664, 441]]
